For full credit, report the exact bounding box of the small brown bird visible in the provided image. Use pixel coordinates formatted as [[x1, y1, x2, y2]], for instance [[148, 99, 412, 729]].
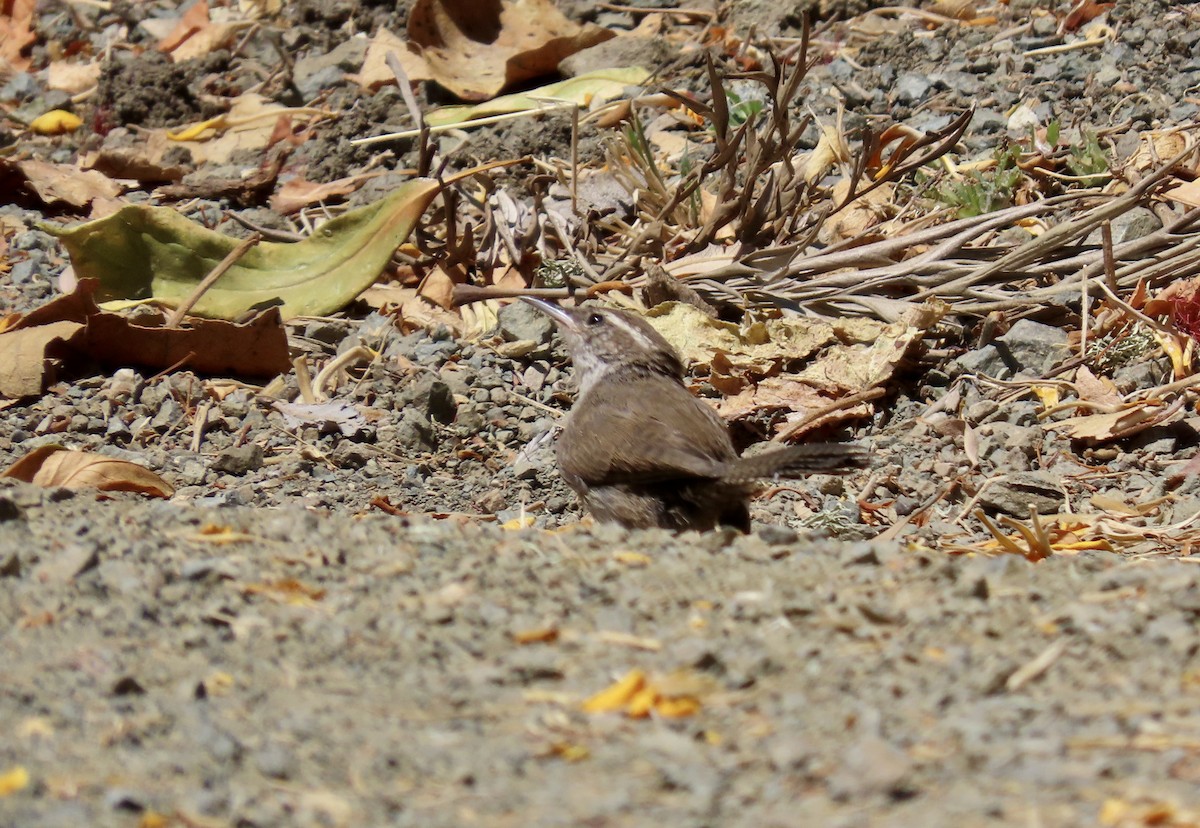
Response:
[[523, 298, 868, 531]]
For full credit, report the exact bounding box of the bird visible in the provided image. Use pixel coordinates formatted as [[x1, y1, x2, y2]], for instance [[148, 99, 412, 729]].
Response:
[[522, 298, 868, 531]]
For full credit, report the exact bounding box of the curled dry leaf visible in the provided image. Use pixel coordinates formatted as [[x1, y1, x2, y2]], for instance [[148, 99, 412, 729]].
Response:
[[405, 0, 614, 101], [46, 179, 441, 320], [0, 158, 122, 211], [163, 93, 327, 166], [0, 280, 291, 398], [156, 0, 245, 62], [2, 445, 174, 498], [0, 319, 85, 398], [46, 60, 101, 94], [644, 301, 837, 374], [1045, 401, 1183, 442], [0, 0, 36, 72], [268, 171, 384, 214], [348, 28, 430, 90]]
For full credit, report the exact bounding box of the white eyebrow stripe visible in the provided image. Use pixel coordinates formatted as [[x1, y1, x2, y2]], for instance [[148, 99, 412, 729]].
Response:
[[604, 313, 657, 352]]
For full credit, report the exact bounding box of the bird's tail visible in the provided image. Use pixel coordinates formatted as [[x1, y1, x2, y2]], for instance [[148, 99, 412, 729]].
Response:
[[720, 443, 869, 483]]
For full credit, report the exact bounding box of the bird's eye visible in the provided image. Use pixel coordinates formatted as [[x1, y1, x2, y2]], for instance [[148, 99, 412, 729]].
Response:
[[585, 313, 604, 326]]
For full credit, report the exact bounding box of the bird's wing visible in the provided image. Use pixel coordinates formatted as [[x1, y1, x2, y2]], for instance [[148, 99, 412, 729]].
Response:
[[557, 384, 736, 487]]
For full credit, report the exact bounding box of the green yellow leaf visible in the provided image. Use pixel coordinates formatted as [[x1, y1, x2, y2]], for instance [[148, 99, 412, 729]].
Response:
[[45, 179, 440, 320], [424, 67, 650, 128]]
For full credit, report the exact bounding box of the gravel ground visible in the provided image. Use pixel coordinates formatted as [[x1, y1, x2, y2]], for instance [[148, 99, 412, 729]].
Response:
[[3, 482, 1200, 828], [3, 0, 1200, 826]]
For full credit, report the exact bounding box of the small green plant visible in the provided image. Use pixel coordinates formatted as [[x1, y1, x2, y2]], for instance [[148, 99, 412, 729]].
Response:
[[723, 89, 765, 129], [1066, 130, 1110, 185], [936, 144, 1022, 218], [534, 259, 585, 289]]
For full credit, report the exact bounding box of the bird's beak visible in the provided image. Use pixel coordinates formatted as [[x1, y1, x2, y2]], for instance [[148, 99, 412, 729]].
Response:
[[520, 297, 577, 331]]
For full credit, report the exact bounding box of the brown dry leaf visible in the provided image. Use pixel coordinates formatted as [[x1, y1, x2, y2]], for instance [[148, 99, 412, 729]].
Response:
[[717, 376, 842, 422], [269, 171, 382, 213], [1062, 0, 1114, 32], [80, 140, 189, 183], [644, 301, 839, 374], [85, 306, 292, 378], [1045, 402, 1176, 441], [1, 280, 291, 396], [1165, 177, 1200, 209], [821, 179, 894, 244], [0, 319, 85, 398], [1125, 130, 1194, 175], [0, 0, 35, 72], [163, 93, 327, 165], [1072, 365, 1121, 406], [157, 0, 211, 52], [0, 158, 122, 210], [417, 267, 459, 309], [2, 445, 174, 497], [405, 0, 614, 101], [795, 317, 927, 392], [348, 27, 431, 90], [242, 578, 326, 605], [362, 284, 465, 335], [156, 0, 243, 62], [46, 60, 101, 94], [929, 0, 976, 20]]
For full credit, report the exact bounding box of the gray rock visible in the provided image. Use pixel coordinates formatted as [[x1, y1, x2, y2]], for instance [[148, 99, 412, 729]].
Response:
[[827, 733, 914, 800], [395, 409, 436, 451], [558, 36, 673, 79], [331, 441, 369, 469], [497, 301, 555, 345], [953, 319, 1069, 379], [1083, 206, 1162, 247], [396, 375, 457, 424], [978, 471, 1065, 516], [212, 444, 264, 475], [253, 742, 297, 780], [293, 37, 368, 99], [894, 72, 933, 104]]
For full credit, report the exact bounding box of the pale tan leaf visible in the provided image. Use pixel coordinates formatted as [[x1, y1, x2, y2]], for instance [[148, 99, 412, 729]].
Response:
[[1165, 177, 1200, 209], [1073, 365, 1121, 406], [46, 60, 101, 94], [348, 28, 431, 89], [0, 0, 36, 72], [406, 0, 614, 101], [268, 172, 382, 213], [2, 445, 174, 497], [1045, 404, 1168, 440], [0, 320, 84, 398], [644, 301, 840, 374], [5, 159, 122, 209]]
